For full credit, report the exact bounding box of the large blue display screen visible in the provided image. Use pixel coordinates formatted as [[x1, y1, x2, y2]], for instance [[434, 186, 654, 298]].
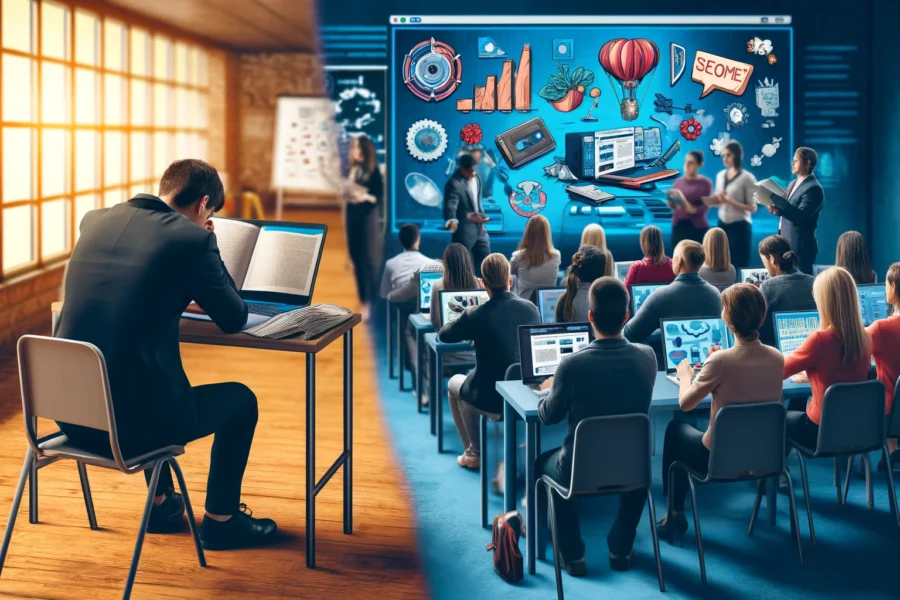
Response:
[[389, 19, 792, 255]]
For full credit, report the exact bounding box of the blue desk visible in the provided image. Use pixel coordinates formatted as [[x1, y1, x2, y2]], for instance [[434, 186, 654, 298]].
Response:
[[386, 302, 398, 379], [409, 314, 435, 412], [424, 332, 476, 453], [497, 374, 811, 576]]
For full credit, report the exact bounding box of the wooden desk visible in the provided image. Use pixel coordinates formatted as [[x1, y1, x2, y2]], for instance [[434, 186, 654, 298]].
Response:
[[51, 303, 359, 569], [497, 375, 812, 576]]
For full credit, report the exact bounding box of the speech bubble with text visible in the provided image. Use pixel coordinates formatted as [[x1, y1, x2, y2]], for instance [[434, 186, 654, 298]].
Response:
[[691, 51, 754, 98]]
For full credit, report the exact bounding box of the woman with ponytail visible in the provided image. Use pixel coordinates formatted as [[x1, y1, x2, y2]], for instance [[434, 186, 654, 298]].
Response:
[[555, 245, 607, 323], [756, 235, 817, 347]]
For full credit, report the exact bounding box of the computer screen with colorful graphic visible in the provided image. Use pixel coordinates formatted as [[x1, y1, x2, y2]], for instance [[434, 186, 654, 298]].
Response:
[[631, 283, 667, 313], [774, 310, 820, 357], [389, 16, 792, 235], [660, 317, 732, 373], [418, 271, 444, 312], [439, 289, 490, 327], [857, 284, 889, 327], [740, 268, 771, 288]]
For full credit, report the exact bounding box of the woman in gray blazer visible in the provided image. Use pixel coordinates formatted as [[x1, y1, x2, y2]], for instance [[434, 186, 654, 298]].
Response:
[[555, 245, 607, 323], [510, 215, 561, 302]]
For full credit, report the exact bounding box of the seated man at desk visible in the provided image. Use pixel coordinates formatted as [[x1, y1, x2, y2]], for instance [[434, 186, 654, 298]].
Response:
[[624, 240, 722, 365], [439, 253, 540, 469], [537, 277, 657, 575], [56, 159, 277, 550]]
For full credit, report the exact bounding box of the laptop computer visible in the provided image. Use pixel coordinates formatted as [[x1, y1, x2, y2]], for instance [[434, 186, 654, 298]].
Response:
[[439, 289, 490, 327], [857, 283, 889, 327], [739, 268, 770, 288], [615, 261, 635, 281], [417, 271, 443, 314], [774, 310, 820, 357], [518, 322, 594, 393], [536, 288, 566, 324], [813, 264, 833, 276], [660, 316, 733, 385], [631, 283, 667, 314]]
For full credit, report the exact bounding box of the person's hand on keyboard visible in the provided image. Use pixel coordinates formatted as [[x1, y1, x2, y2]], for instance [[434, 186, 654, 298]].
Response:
[[540, 376, 554, 392], [676, 358, 697, 385]]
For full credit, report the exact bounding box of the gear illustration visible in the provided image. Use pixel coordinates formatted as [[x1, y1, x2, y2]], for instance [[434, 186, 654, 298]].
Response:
[[406, 119, 448, 162]]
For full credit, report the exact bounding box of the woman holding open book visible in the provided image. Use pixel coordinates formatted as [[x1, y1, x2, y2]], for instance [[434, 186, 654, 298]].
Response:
[[711, 141, 758, 269], [345, 135, 383, 319]]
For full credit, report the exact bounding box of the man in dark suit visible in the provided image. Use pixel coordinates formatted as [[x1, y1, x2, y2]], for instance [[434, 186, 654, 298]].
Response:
[[538, 277, 658, 576], [56, 159, 277, 550], [439, 253, 540, 468], [766, 147, 824, 274], [443, 153, 491, 275]]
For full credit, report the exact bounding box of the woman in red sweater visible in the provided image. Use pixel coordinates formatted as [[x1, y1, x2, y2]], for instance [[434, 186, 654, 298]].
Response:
[[623, 225, 676, 290], [868, 262, 900, 460], [783, 267, 872, 449]]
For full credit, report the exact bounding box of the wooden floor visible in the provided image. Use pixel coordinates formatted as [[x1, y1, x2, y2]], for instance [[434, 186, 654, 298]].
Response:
[[0, 209, 427, 599]]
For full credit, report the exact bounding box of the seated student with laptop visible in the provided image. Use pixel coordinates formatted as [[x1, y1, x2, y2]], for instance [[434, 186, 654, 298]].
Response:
[[867, 262, 900, 463], [555, 246, 607, 323], [380, 223, 439, 297], [56, 159, 277, 549], [519, 322, 593, 394], [439, 254, 540, 469], [656, 284, 784, 544], [624, 240, 722, 358], [757, 235, 816, 347], [537, 277, 658, 576]]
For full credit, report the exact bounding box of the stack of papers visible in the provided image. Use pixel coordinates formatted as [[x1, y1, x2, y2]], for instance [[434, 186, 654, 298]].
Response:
[[243, 304, 354, 340], [754, 178, 787, 207]]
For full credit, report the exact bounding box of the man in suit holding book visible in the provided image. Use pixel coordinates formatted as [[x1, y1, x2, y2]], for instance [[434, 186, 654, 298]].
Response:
[[766, 147, 825, 274], [444, 153, 491, 275], [56, 159, 277, 550]]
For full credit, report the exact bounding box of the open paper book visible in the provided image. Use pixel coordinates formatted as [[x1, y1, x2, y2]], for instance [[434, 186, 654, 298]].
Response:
[[754, 178, 786, 207], [211, 218, 324, 297]]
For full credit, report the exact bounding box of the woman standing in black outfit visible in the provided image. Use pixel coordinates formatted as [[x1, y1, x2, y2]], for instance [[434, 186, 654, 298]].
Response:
[[345, 135, 383, 320]]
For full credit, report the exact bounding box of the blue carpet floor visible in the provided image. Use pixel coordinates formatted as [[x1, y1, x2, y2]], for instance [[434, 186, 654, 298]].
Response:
[[372, 324, 900, 600]]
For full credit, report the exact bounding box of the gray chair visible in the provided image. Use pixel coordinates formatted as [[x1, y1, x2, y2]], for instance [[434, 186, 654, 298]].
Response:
[[842, 376, 900, 526], [0, 335, 206, 599], [789, 380, 889, 545], [479, 362, 520, 528], [670, 402, 802, 584], [538, 414, 665, 600]]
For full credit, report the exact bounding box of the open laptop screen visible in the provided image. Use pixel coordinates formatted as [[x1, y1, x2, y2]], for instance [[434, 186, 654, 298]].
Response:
[[774, 310, 820, 357], [518, 323, 593, 385], [739, 268, 770, 288], [439, 289, 489, 327], [660, 317, 731, 373], [615, 261, 635, 281], [418, 271, 443, 313], [856, 284, 889, 327], [631, 283, 666, 314], [536, 288, 565, 324]]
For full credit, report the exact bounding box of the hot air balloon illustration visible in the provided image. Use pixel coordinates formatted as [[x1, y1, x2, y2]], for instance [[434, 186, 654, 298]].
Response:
[[598, 38, 661, 121]]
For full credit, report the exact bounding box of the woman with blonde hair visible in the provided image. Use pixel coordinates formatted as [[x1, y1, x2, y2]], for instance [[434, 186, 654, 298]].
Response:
[[580, 223, 614, 277], [698, 227, 736, 287], [555, 245, 607, 323], [510, 215, 561, 301], [623, 225, 676, 290], [783, 267, 872, 449]]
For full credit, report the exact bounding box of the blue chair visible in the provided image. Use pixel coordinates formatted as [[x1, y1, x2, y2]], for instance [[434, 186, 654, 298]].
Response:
[[671, 402, 802, 584], [789, 380, 888, 544], [538, 414, 665, 600]]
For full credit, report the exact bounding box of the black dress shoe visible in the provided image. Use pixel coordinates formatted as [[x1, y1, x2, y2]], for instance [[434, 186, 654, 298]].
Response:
[[560, 555, 586, 577], [147, 489, 186, 534], [199, 504, 278, 550], [609, 552, 633, 572], [656, 513, 688, 547]]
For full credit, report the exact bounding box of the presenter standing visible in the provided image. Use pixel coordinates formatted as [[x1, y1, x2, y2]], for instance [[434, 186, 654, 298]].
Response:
[[712, 141, 758, 269], [667, 150, 713, 246], [765, 147, 824, 275], [444, 153, 491, 275], [344, 135, 383, 319]]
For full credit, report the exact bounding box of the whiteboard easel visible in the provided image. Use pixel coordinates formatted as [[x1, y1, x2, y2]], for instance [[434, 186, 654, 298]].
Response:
[[271, 96, 341, 218]]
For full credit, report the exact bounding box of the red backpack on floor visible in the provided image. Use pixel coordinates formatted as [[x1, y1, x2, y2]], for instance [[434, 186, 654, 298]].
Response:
[[486, 510, 524, 583]]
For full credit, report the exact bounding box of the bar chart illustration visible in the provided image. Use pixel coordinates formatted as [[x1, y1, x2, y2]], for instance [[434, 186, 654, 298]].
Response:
[[456, 44, 532, 114]]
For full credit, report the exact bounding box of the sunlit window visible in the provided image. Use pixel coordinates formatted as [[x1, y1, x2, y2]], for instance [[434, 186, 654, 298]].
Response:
[[1, 2, 212, 276]]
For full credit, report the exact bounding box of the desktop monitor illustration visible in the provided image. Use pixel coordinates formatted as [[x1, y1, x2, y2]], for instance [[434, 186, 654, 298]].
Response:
[[660, 317, 732, 374], [740, 268, 770, 288], [439, 289, 490, 327], [857, 284, 889, 326], [418, 271, 443, 313], [518, 323, 593, 385], [536, 288, 566, 324], [631, 283, 666, 313], [774, 310, 820, 357]]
